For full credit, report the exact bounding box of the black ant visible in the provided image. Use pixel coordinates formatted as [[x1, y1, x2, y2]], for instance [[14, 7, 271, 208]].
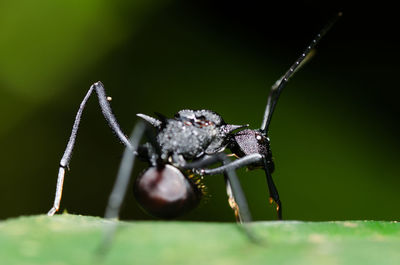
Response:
[[48, 13, 341, 224]]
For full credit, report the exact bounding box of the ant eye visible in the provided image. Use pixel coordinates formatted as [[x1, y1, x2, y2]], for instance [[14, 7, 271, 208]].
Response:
[[255, 134, 263, 142]]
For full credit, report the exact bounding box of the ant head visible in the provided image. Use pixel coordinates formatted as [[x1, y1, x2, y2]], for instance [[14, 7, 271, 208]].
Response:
[[133, 165, 202, 219], [229, 129, 271, 158]]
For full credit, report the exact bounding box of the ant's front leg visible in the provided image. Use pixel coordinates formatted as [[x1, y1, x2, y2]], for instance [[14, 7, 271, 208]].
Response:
[[184, 153, 262, 242], [184, 153, 256, 223], [193, 153, 282, 220], [195, 153, 263, 176], [263, 157, 282, 220]]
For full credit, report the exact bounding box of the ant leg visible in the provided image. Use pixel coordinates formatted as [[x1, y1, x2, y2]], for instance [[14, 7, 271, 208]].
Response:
[[186, 154, 260, 242], [197, 153, 263, 175], [222, 163, 252, 223], [195, 154, 281, 220], [104, 121, 147, 219], [101, 121, 161, 251], [48, 81, 132, 216], [224, 175, 240, 222], [263, 158, 282, 220], [182, 154, 224, 169], [222, 172, 260, 244], [184, 153, 253, 223]]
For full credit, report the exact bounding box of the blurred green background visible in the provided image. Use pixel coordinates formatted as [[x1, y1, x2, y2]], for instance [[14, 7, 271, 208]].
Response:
[[0, 0, 399, 222]]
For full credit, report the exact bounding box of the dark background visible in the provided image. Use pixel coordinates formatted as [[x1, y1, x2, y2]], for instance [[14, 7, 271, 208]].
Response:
[[0, 1, 399, 222]]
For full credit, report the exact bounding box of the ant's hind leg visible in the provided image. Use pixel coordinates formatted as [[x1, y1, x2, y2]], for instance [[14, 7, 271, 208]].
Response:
[[48, 82, 132, 216]]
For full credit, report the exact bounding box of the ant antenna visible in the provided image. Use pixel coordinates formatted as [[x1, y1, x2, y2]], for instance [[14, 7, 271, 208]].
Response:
[[261, 12, 342, 133]]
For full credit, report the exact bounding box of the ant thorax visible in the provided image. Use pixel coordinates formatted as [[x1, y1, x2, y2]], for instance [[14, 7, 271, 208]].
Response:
[[139, 109, 247, 166], [158, 110, 224, 162]]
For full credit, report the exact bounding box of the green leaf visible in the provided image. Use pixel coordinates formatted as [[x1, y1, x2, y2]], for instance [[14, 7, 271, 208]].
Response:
[[0, 214, 399, 265]]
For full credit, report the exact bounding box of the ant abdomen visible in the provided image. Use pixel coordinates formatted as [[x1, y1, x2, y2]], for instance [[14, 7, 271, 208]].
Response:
[[133, 164, 202, 219]]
